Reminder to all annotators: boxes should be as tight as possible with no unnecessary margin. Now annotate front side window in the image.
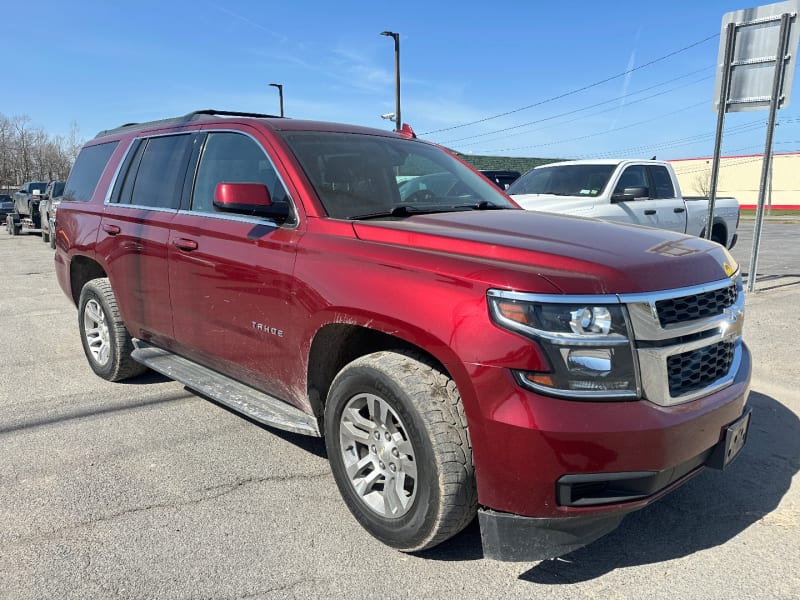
[280,132,515,219]
[613,166,649,198]
[63,141,119,202]
[129,135,192,209]
[191,132,291,217]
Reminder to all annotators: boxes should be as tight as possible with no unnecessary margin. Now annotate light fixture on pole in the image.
[380,31,400,131]
[269,83,284,117]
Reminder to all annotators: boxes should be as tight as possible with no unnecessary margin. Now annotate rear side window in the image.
[63,141,119,202]
[129,135,192,209]
[648,165,676,199]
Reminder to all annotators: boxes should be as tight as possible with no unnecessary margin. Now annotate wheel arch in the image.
[306,322,461,424]
[69,255,107,306]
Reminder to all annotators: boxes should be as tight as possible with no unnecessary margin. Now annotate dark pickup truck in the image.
[54,110,751,561]
[6,181,48,234]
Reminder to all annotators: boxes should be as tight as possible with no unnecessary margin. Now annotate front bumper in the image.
[479,404,752,561]
[468,343,751,561]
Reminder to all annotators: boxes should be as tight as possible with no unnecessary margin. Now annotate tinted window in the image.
[613,166,649,197]
[507,165,614,197]
[111,139,146,205]
[52,181,65,197]
[192,132,290,215]
[281,131,514,219]
[130,135,192,209]
[63,142,119,202]
[648,165,675,199]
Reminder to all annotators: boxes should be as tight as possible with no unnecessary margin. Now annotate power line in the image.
[578,116,800,159]
[439,67,712,146]
[470,101,708,154]
[420,33,720,136]
[443,70,713,147]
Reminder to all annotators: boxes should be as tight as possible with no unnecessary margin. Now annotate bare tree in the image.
[0,113,83,191]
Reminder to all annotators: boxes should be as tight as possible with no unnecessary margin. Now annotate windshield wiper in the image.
[349,205,454,220]
[451,200,511,210]
[350,201,512,220]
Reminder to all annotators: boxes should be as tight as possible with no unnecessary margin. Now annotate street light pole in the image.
[269,83,284,117]
[380,31,400,131]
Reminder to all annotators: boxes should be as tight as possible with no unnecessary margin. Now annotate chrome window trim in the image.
[174,208,280,229]
[103,128,299,227]
[103,132,192,207]
[190,128,298,220]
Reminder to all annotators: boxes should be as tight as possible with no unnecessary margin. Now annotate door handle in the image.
[674,207,686,213]
[102,223,121,235]
[173,238,199,251]
[644,209,656,215]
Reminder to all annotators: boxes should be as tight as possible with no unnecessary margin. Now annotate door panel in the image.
[168,130,302,402]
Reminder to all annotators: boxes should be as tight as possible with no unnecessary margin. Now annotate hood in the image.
[352,210,736,295]
[511,193,595,215]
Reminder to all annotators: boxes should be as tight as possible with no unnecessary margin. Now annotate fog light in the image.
[567,349,612,374]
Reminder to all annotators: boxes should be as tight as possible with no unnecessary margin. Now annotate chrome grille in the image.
[655,284,737,327]
[622,275,744,407]
[667,341,735,397]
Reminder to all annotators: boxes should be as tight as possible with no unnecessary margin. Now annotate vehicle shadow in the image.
[418,390,799,570]
[188,387,328,459]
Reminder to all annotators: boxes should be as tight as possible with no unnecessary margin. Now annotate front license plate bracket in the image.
[707,408,752,470]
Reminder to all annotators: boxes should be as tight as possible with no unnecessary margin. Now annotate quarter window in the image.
[63,141,119,202]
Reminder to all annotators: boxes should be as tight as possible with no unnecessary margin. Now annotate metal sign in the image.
[713,0,800,112]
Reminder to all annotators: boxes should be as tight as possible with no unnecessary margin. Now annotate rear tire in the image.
[324,351,476,552]
[78,278,147,381]
[40,209,50,243]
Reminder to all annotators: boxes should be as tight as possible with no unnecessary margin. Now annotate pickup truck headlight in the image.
[487,290,640,400]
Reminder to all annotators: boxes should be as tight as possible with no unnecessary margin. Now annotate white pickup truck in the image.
[507,159,740,248]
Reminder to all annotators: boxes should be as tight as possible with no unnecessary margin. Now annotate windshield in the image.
[280,131,516,219]
[507,164,615,197]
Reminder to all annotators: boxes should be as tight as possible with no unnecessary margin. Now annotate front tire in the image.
[78,278,147,381]
[324,351,476,552]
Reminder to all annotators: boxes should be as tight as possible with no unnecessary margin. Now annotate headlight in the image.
[487,290,640,400]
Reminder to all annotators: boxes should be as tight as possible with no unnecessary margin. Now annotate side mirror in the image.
[213,182,289,220]
[611,186,648,202]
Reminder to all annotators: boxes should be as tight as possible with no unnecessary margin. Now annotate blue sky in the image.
[6,0,799,160]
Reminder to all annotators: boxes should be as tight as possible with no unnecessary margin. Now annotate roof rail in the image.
[94,109,283,138]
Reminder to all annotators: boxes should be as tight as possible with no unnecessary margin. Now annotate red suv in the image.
[54,110,751,561]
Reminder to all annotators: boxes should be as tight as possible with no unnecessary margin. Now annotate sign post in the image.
[710,1,799,292]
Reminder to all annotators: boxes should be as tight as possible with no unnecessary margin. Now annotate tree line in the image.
[0,113,82,191]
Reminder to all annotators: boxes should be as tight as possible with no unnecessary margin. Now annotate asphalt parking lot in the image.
[0,220,798,600]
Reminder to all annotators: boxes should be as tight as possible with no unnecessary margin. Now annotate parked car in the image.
[7,181,48,235]
[479,169,521,190]
[55,110,751,562]
[508,160,740,248]
[39,180,65,247]
[0,194,14,221]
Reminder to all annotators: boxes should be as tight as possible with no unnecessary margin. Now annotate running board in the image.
[131,340,320,437]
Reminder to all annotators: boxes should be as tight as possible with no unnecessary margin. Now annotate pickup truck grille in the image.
[623,275,744,407]
[655,284,738,327]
